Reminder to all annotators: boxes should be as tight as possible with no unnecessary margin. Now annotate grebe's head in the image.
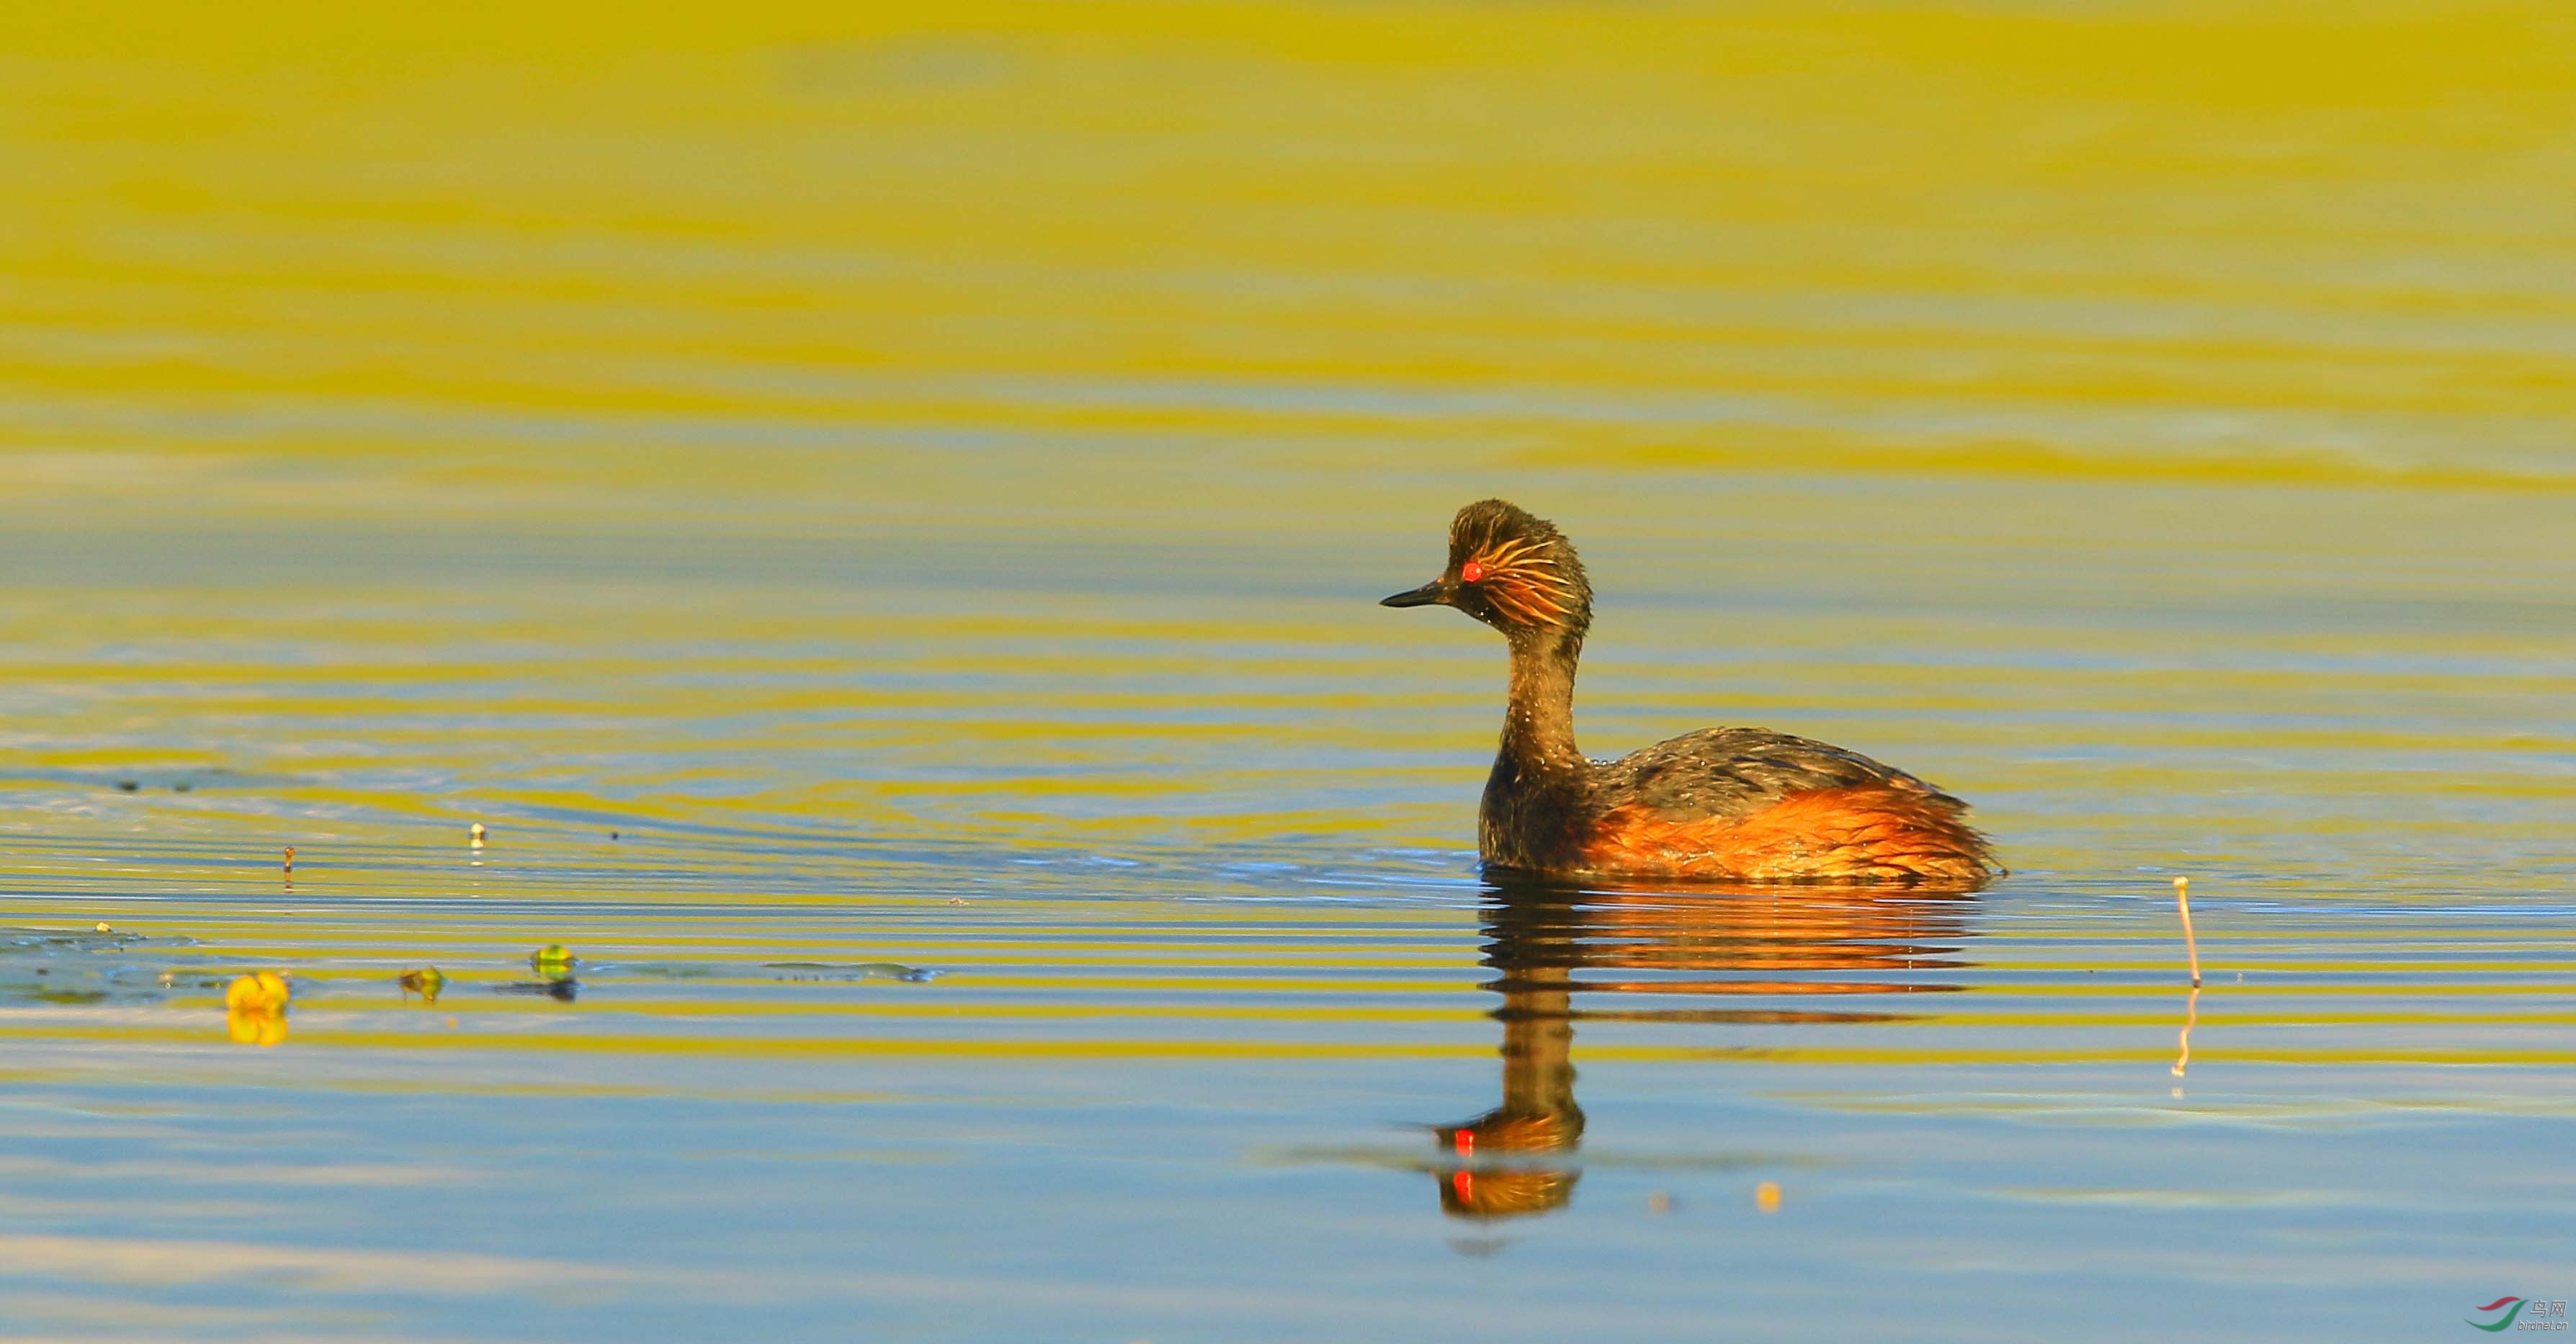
[1381,499,1592,643]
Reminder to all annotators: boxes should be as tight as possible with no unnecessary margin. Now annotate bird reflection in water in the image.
[1430,879,1981,1221]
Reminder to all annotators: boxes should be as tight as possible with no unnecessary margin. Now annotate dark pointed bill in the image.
[1380,581,1448,608]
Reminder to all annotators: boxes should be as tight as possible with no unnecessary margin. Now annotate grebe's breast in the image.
[1575,727,1995,883]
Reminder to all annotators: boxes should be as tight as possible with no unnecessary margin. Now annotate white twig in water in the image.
[2174,876,2201,988]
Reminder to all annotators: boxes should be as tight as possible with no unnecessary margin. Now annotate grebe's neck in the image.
[1499,630,1584,775]
[1480,630,1591,872]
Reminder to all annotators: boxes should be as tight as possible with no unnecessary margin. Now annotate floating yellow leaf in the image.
[224,971,290,1012]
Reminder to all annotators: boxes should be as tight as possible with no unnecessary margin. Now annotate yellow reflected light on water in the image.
[7,2,2575,516]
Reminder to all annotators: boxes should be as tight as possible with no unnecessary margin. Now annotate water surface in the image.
[4,3,2575,1339]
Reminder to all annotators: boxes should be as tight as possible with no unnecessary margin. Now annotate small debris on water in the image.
[609,830,620,841]
[94,922,112,934]
[1647,1191,1673,1214]
[1755,1181,1782,1214]
[173,781,192,792]
[399,967,447,1003]
[506,945,582,1000]
[115,779,138,792]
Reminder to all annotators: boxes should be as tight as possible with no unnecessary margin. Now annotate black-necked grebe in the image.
[1382,499,1995,883]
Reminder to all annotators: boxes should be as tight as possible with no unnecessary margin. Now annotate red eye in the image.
[1460,560,1486,583]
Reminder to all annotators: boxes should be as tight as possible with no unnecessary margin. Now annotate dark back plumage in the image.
[1597,727,1954,823]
